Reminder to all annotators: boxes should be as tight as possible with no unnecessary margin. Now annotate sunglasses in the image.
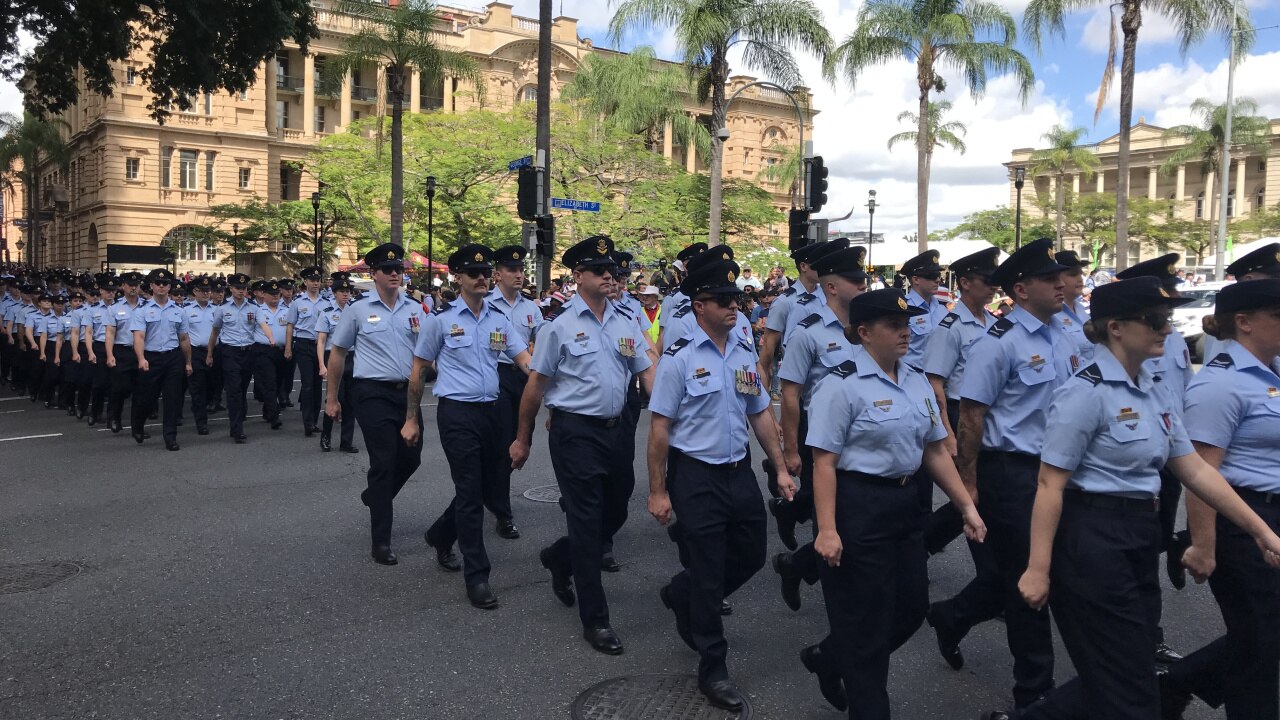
[1116,311,1172,331]
[152,280,171,286]
[463,268,493,279]
[584,264,618,277]
[696,293,743,308]
[914,273,942,282]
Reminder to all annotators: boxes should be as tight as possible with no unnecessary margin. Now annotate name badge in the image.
[1269,387,1279,399]
[617,337,636,357]
[692,368,711,386]
[489,331,507,351]
[873,399,894,412]
[368,314,382,324]
[449,324,464,337]
[1028,354,1046,371]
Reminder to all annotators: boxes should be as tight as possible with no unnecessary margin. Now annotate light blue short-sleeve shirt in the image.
[806,358,947,476]
[1042,345,1194,495]
[487,288,543,365]
[904,289,950,370]
[1143,329,1192,410]
[648,326,769,464]
[661,301,755,356]
[530,296,652,418]
[315,303,348,351]
[128,298,190,352]
[109,300,143,346]
[213,299,258,348]
[329,292,426,382]
[414,300,527,402]
[776,304,860,410]
[1184,340,1280,492]
[923,300,995,400]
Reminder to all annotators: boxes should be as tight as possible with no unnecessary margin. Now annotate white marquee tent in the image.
[842,238,1009,270]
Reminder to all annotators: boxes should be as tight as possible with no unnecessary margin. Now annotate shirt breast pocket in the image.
[444,334,474,350]
[568,337,600,357]
[1017,364,1057,386]
[909,318,931,335]
[1107,420,1152,443]
[819,348,853,368]
[859,402,906,424]
[359,320,388,336]
[686,374,723,397]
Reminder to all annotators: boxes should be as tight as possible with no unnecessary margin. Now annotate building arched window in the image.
[1195,191,1204,220]
[517,84,537,104]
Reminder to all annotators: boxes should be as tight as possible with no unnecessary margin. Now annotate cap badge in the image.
[1274,251,1280,263]
[620,260,629,269]
[474,252,483,262]
[721,252,729,260]
[897,296,908,310]
[728,271,737,282]
[1046,247,1054,261]
[1167,263,1177,275]
[595,238,608,255]
[1159,287,1170,297]
[386,250,395,259]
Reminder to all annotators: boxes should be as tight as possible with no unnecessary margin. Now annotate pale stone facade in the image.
[1007,120,1280,267]
[4,0,813,273]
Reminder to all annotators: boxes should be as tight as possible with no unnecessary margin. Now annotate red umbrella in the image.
[409,251,446,271]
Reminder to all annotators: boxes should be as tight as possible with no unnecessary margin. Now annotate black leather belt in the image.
[671,448,750,470]
[361,379,407,390]
[1064,489,1159,513]
[439,397,497,408]
[1237,487,1280,505]
[837,469,913,487]
[552,409,622,428]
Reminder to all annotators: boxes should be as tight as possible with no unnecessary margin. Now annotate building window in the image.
[1195,191,1204,220]
[283,240,297,253]
[276,56,289,79]
[239,167,252,189]
[125,157,140,181]
[1257,186,1266,211]
[204,93,212,115]
[160,148,172,188]
[352,110,361,121]
[166,227,218,262]
[179,149,198,190]
[205,152,215,191]
[238,89,248,101]
[126,67,139,85]
[517,85,537,103]
[314,106,326,133]
[276,100,289,129]
[1227,190,1235,218]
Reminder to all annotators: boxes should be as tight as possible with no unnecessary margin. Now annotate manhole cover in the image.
[0,561,82,595]
[523,485,562,503]
[571,674,752,719]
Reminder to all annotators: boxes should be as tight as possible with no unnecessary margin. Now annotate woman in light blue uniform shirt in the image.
[1004,278,1280,720]
[1165,278,1280,719]
[804,288,985,720]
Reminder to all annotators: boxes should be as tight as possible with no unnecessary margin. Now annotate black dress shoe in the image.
[601,552,621,572]
[466,582,499,610]
[132,430,145,444]
[772,551,802,611]
[977,712,1012,720]
[659,584,696,652]
[801,644,848,710]
[339,444,359,454]
[320,435,332,452]
[371,545,398,565]
[165,440,180,451]
[540,547,576,607]
[584,626,624,655]
[698,679,744,712]
[233,433,248,444]
[425,533,462,572]
[109,418,122,433]
[196,425,209,435]
[143,432,151,439]
[270,418,282,430]
[768,497,798,550]
[496,518,521,539]
[1155,642,1184,667]
[304,426,316,437]
[213,403,226,412]
[720,600,733,616]
[926,602,965,670]
[1167,530,1189,590]
[87,415,99,426]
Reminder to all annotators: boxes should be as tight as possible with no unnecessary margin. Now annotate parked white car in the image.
[1172,281,1233,361]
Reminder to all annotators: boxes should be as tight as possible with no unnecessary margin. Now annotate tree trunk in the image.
[707,49,728,247]
[389,66,405,245]
[1055,172,1064,251]
[1114,1,1142,271]
[916,86,929,253]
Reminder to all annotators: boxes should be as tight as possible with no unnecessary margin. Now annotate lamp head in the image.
[311,191,321,210]
[425,175,437,199]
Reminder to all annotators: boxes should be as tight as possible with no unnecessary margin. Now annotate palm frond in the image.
[1093,6,1117,125]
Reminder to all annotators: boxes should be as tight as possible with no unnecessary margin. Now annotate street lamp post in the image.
[311,192,322,269]
[866,190,878,268]
[15,239,25,266]
[1014,166,1026,250]
[424,176,436,282]
[232,222,239,275]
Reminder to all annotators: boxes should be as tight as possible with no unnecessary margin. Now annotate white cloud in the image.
[0,30,34,118]
[1079,7,1181,54]
[1090,50,1280,127]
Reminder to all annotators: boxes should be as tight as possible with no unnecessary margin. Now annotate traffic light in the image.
[804,156,828,213]
[534,214,555,258]
[517,166,540,221]
[789,208,810,252]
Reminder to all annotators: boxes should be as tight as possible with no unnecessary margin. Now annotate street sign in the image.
[550,198,600,212]
[13,219,29,228]
[508,155,533,171]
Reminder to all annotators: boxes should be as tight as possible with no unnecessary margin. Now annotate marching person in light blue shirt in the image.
[316,278,357,453]
[660,246,757,355]
[1002,277,1280,720]
[127,268,192,449]
[208,273,257,443]
[285,266,327,436]
[900,249,951,371]
[1054,250,1094,368]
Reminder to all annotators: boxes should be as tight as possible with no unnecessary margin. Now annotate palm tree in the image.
[562,46,712,162]
[759,142,805,206]
[321,0,483,245]
[827,0,1033,253]
[1024,0,1248,270]
[1158,97,1270,254]
[609,0,833,246]
[1028,124,1098,250]
[888,101,968,213]
[0,111,70,269]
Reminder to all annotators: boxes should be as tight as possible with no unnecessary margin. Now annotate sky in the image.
[3,0,1279,242]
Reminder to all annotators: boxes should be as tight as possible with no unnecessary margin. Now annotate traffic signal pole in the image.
[535,0,553,291]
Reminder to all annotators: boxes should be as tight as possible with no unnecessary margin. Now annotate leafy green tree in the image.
[759,142,805,206]
[1025,0,1249,270]
[1028,124,1098,250]
[827,0,1033,252]
[942,205,1054,252]
[1231,202,1280,242]
[887,101,967,213]
[609,0,832,246]
[3,0,318,122]
[0,111,70,268]
[1061,193,1167,264]
[1158,97,1271,250]
[561,46,711,163]
[320,0,484,246]
[196,198,345,272]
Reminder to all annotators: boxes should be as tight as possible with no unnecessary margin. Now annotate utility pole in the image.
[1214,0,1241,281]
[535,0,553,290]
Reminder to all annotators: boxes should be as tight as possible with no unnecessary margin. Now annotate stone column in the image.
[1236,158,1247,215]
[340,70,352,128]
[685,113,697,172]
[442,76,454,114]
[1148,166,1158,198]
[1072,173,1080,194]
[663,119,673,161]
[410,68,421,113]
[265,59,278,132]
[1096,171,1105,193]
[1175,164,1186,213]
[1205,170,1215,219]
[303,54,316,137]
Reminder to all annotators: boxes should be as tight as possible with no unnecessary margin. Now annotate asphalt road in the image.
[0,383,1230,719]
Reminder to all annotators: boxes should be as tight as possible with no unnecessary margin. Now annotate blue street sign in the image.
[550,198,601,212]
[508,155,533,171]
